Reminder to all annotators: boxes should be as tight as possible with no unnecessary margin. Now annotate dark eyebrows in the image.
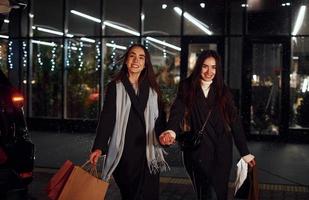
[129,51,145,57]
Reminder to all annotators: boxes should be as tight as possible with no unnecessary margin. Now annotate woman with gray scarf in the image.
[89,44,168,200]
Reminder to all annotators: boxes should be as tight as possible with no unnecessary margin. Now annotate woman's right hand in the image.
[89,149,102,166]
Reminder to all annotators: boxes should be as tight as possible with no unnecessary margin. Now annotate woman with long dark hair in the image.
[90,44,168,200]
[160,50,255,200]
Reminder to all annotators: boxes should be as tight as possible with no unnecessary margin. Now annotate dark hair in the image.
[113,44,161,96]
[185,50,235,125]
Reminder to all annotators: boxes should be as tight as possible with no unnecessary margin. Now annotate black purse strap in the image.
[199,109,212,134]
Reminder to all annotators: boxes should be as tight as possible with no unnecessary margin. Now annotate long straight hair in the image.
[185,50,235,125]
[113,44,161,97]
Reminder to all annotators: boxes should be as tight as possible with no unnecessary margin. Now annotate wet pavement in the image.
[26,131,309,200]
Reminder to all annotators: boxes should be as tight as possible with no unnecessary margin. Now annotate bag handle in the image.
[199,109,212,134]
[81,157,106,179]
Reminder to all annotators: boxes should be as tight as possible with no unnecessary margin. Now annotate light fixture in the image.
[200,3,205,8]
[80,37,95,43]
[106,43,127,50]
[70,10,101,23]
[0,34,9,39]
[29,13,34,18]
[4,19,9,23]
[162,4,167,9]
[292,6,306,36]
[103,21,140,36]
[146,37,181,51]
[37,27,64,36]
[174,7,212,35]
[32,40,57,47]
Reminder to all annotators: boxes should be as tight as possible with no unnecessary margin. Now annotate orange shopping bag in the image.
[46,160,74,200]
[58,161,109,200]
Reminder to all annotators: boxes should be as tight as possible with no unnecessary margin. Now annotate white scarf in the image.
[101,82,168,181]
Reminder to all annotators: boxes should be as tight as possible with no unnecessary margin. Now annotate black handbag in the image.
[177,110,212,151]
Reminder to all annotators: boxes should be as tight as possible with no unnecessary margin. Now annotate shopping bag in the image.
[46,160,74,200]
[58,161,109,200]
[234,164,259,200]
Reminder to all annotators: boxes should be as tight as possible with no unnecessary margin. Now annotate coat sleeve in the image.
[166,81,186,137]
[228,100,250,157]
[91,82,116,154]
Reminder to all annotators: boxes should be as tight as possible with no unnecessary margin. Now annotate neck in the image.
[128,73,140,84]
[200,79,212,88]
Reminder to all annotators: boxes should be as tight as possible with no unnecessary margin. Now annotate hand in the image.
[159,131,176,145]
[248,159,256,168]
[89,149,102,166]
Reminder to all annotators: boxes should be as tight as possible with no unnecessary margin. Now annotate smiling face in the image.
[125,46,146,77]
[200,56,216,81]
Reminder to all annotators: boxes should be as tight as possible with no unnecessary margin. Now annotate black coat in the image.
[92,76,166,200]
[167,79,250,200]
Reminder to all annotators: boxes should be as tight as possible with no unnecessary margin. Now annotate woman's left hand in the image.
[159,131,176,145]
[242,154,256,167]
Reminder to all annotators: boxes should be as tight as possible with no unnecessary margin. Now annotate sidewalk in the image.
[28,131,309,199]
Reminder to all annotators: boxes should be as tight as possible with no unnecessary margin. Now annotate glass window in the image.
[143,0,181,36]
[292,2,309,35]
[144,37,181,114]
[0,17,9,35]
[230,0,243,35]
[228,37,242,108]
[30,39,62,118]
[104,0,140,36]
[32,0,63,37]
[247,0,290,35]
[184,0,225,35]
[68,0,101,36]
[66,38,100,119]
[0,39,8,75]
[250,43,282,135]
[290,37,309,129]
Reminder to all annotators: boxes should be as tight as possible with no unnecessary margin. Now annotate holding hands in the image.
[159,130,176,145]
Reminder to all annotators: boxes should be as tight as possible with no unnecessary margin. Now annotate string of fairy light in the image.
[95,41,100,71]
[78,41,84,71]
[66,40,72,68]
[22,41,27,69]
[51,45,56,71]
[8,41,13,69]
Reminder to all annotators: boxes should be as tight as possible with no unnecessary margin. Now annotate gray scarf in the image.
[101,82,168,181]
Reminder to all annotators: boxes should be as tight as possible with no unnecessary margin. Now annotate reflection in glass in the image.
[66,39,100,119]
[251,44,282,135]
[292,4,308,35]
[187,43,217,76]
[0,40,8,75]
[145,37,180,115]
[290,37,309,129]
[31,39,62,118]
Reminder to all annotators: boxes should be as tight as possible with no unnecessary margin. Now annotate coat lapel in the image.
[121,76,148,126]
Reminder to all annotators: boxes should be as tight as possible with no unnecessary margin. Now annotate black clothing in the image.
[167,79,250,200]
[92,77,165,200]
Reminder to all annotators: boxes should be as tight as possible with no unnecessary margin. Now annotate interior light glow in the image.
[103,21,140,36]
[32,40,57,47]
[146,37,181,51]
[4,19,9,23]
[37,27,64,36]
[70,10,101,23]
[80,37,95,43]
[162,4,167,9]
[0,35,9,39]
[106,43,127,50]
[173,7,212,35]
[292,6,306,36]
[200,3,205,8]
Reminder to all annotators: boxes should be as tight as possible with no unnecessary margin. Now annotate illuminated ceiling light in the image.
[147,41,176,56]
[66,34,74,38]
[32,40,57,47]
[80,37,95,43]
[292,6,306,36]
[162,4,167,9]
[141,13,145,21]
[286,3,291,6]
[241,4,248,7]
[103,21,140,36]
[106,43,127,50]
[282,3,286,6]
[70,10,101,23]
[173,7,212,35]
[0,35,9,39]
[29,13,34,18]
[200,3,205,8]
[146,37,181,51]
[37,27,64,36]
[32,26,36,29]
[4,19,9,23]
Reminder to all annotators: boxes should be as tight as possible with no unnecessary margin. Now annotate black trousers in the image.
[183,153,218,200]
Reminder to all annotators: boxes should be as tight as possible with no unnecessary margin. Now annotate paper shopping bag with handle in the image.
[46,160,74,200]
[58,161,109,200]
